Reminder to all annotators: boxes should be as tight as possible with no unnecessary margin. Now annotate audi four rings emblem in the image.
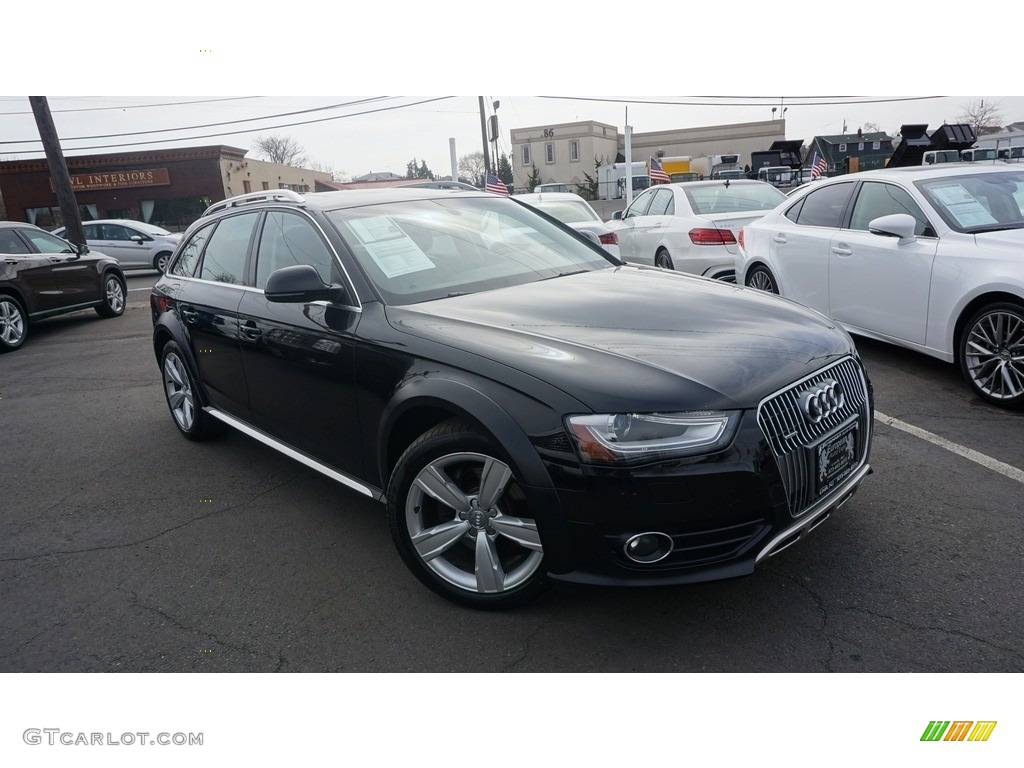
[799,379,845,423]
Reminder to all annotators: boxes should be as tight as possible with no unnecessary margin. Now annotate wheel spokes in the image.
[412,519,471,561]
[476,457,512,510]
[474,532,505,593]
[415,465,472,514]
[490,514,543,551]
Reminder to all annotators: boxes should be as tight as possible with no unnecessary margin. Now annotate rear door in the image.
[237,210,363,476]
[768,181,857,315]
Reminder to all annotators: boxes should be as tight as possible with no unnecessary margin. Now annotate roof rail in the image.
[203,189,305,217]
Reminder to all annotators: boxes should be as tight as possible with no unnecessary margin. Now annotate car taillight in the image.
[152,294,171,313]
[599,232,618,245]
[689,228,737,245]
[737,228,745,250]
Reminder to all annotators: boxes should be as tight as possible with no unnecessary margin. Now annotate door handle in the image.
[180,307,199,324]
[831,245,853,256]
[240,322,262,340]
[772,234,787,244]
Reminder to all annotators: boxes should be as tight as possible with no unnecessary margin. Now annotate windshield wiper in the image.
[968,224,1023,234]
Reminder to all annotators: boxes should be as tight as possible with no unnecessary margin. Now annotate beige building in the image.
[510,119,791,193]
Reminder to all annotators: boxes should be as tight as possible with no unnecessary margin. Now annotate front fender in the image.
[378,375,560,491]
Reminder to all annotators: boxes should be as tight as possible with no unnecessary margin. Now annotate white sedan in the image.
[737,163,1024,408]
[514,192,619,258]
[606,180,787,281]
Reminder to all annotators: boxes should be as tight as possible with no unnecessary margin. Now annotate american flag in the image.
[810,151,828,180]
[649,156,671,184]
[485,172,508,195]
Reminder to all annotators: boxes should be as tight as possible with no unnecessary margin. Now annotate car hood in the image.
[973,228,1024,249]
[385,266,855,412]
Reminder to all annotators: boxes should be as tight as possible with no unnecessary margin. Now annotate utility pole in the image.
[29,96,84,246]
[478,96,492,175]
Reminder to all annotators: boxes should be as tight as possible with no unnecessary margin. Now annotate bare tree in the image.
[307,160,348,182]
[458,152,486,186]
[252,134,308,167]
[957,99,1005,135]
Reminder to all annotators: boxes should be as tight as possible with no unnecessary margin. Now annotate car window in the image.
[0,229,31,254]
[684,184,786,215]
[623,190,655,219]
[199,213,259,285]
[171,222,215,277]
[794,182,855,228]
[646,188,674,216]
[82,224,99,239]
[19,228,75,254]
[849,182,931,236]
[255,211,335,289]
[102,224,133,240]
[531,200,598,224]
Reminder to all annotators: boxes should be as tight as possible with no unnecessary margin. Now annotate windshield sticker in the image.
[347,217,435,278]
[928,184,998,228]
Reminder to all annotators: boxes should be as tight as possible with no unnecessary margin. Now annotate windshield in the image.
[325,197,616,305]
[915,171,1024,233]
[685,183,787,214]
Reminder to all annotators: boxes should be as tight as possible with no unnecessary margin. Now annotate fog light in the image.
[623,532,674,564]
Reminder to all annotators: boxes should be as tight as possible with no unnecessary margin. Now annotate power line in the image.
[0,96,264,116]
[8,97,457,155]
[0,97,397,145]
[538,95,948,107]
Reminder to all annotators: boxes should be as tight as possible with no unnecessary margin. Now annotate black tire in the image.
[655,250,674,270]
[958,302,1024,409]
[745,265,779,294]
[0,295,28,352]
[159,340,221,440]
[95,272,126,318]
[154,252,172,274]
[387,419,549,609]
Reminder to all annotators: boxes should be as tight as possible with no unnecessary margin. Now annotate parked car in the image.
[0,222,126,352]
[737,164,1024,408]
[513,191,620,258]
[52,219,182,273]
[607,180,787,281]
[534,183,570,194]
[151,187,873,609]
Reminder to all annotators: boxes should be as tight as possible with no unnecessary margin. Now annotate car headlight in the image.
[566,411,739,465]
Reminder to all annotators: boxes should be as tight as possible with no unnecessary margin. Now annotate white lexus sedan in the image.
[607,180,787,281]
[737,164,1024,408]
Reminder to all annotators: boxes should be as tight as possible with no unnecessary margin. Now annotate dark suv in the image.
[0,221,126,352]
[151,188,873,609]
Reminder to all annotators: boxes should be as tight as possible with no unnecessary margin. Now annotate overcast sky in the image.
[3,94,1021,182]
[3,5,1020,181]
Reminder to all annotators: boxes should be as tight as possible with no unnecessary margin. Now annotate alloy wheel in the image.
[0,298,26,347]
[747,267,778,294]
[163,351,196,430]
[106,277,125,313]
[964,308,1024,402]
[405,452,543,595]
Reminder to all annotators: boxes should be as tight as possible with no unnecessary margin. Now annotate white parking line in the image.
[127,287,152,292]
[874,410,1024,486]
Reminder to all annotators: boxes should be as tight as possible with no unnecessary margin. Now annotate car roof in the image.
[834,163,1023,181]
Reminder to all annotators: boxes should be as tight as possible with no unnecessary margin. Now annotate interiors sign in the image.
[54,168,171,192]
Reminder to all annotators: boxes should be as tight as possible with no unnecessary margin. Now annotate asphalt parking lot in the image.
[1,271,1022,673]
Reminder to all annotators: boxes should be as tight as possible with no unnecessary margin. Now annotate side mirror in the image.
[75,243,90,256]
[131,235,145,243]
[265,264,345,303]
[868,213,917,245]
[612,210,623,220]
